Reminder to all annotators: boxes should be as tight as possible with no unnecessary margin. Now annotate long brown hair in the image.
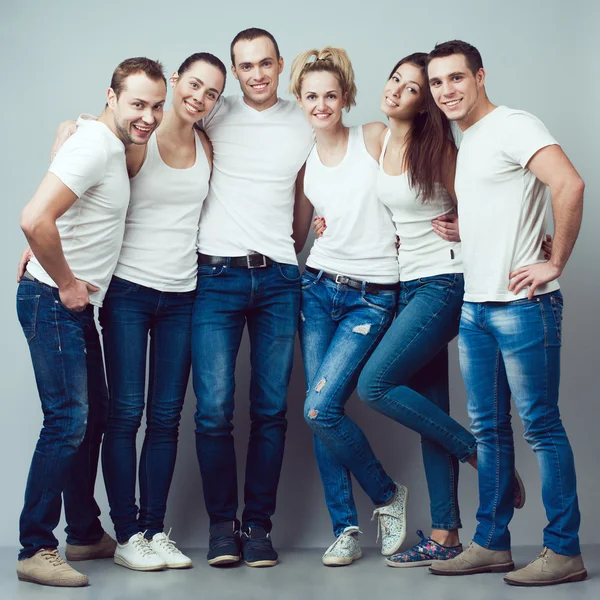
[388,52,455,202]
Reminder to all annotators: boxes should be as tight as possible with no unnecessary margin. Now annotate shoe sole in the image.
[381,485,409,556]
[165,562,193,569]
[504,569,588,587]
[323,552,362,567]
[386,558,432,568]
[514,470,526,509]
[17,573,88,587]
[429,561,515,575]
[244,559,278,568]
[207,555,240,566]
[114,556,166,571]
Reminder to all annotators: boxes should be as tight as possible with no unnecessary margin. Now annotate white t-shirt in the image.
[28,119,129,306]
[455,106,559,302]
[305,126,398,284]
[197,95,314,265]
[114,131,210,292]
[377,129,462,282]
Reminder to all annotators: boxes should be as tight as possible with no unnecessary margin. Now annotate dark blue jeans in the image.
[192,259,301,532]
[16,278,107,560]
[299,270,397,536]
[358,274,476,531]
[460,292,581,555]
[100,276,195,543]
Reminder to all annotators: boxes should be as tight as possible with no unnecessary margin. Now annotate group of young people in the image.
[14,27,586,590]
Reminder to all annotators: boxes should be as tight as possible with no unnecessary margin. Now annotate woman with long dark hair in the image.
[355,53,524,568]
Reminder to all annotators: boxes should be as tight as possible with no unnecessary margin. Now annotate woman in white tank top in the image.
[98,54,226,571]
[290,48,407,567]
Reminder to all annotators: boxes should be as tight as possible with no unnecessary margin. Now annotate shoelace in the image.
[371,505,396,543]
[41,549,66,567]
[242,531,272,551]
[132,532,156,557]
[325,527,361,554]
[154,529,182,555]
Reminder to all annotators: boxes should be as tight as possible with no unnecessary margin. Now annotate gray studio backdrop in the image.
[1,0,598,551]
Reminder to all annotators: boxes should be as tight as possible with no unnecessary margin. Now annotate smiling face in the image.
[380,61,425,122]
[427,53,486,129]
[171,60,225,124]
[108,72,166,145]
[231,36,283,111]
[297,70,346,131]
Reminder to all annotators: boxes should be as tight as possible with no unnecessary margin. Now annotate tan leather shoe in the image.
[66,531,117,561]
[504,547,587,586]
[17,549,89,587]
[429,541,514,575]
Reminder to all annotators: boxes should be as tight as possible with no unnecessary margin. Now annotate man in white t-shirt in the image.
[425,40,586,587]
[16,58,166,587]
[192,28,313,568]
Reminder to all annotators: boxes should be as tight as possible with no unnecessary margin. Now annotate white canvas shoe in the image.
[114,532,166,571]
[149,530,192,569]
[322,527,362,567]
[371,483,408,555]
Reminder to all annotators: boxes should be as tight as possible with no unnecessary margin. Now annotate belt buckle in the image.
[335,274,349,285]
[246,253,267,269]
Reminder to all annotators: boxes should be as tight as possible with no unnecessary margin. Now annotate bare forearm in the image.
[549,180,584,272]
[22,219,75,287]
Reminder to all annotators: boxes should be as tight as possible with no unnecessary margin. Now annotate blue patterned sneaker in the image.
[322,527,362,567]
[371,483,408,556]
[385,530,463,568]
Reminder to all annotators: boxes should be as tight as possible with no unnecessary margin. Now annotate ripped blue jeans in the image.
[299,269,397,536]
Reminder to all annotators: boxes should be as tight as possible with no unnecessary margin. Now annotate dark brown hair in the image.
[389,52,456,202]
[230,27,280,65]
[110,57,166,98]
[177,52,227,92]
[427,40,483,75]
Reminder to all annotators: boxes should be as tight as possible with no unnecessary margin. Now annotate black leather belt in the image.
[198,252,274,269]
[305,266,398,294]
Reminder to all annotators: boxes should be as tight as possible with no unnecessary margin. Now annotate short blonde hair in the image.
[288,47,357,111]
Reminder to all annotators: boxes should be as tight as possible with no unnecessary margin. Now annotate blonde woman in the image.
[291,48,407,566]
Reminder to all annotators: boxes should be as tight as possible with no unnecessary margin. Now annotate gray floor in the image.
[2,545,597,600]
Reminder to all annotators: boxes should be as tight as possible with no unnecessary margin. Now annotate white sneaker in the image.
[322,526,362,567]
[149,530,192,569]
[371,483,408,555]
[114,532,166,571]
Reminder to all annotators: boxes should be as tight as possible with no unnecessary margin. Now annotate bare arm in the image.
[197,129,214,172]
[509,144,584,298]
[432,146,461,242]
[20,174,98,309]
[362,122,387,162]
[292,164,314,254]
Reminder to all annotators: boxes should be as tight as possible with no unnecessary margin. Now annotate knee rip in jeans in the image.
[307,409,319,419]
[314,378,326,393]
[352,323,371,335]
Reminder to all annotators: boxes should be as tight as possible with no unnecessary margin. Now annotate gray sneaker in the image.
[322,527,362,567]
[429,541,514,575]
[504,547,587,586]
[371,483,408,556]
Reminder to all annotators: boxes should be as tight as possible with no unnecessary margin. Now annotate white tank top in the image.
[304,125,398,284]
[114,131,210,292]
[377,129,463,282]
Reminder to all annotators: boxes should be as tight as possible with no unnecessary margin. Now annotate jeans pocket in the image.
[278,263,302,283]
[549,293,563,345]
[361,290,397,314]
[17,294,41,341]
[108,276,140,296]
[197,264,225,278]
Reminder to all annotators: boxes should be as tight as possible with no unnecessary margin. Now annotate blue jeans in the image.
[358,274,476,531]
[299,270,397,536]
[16,278,108,559]
[192,259,301,532]
[459,291,581,555]
[100,276,195,543]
